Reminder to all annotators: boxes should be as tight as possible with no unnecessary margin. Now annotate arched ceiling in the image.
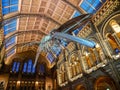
[1,0,106,64]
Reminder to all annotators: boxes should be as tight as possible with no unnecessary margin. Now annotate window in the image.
[16,62,20,72]
[40,64,45,73]
[80,0,104,13]
[4,19,17,35]
[6,47,15,57]
[32,66,35,73]
[23,59,36,73]
[12,61,20,72]
[12,62,17,72]
[51,45,61,56]
[5,36,16,48]
[46,53,55,63]
[72,11,81,18]
[27,59,32,73]
[23,63,27,73]
[60,40,68,47]
[2,0,18,15]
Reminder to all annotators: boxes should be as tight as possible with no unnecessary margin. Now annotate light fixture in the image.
[17,81,20,84]
[36,81,38,85]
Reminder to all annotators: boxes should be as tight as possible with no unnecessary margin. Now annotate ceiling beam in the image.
[6,41,40,53]
[3,12,61,26]
[5,30,46,40]
[61,0,87,14]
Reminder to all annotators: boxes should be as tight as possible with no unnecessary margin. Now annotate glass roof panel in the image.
[5,36,16,48]
[6,47,15,57]
[72,11,81,18]
[4,19,17,35]
[40,64,45,73]
[51,45,61,57]
[46,52,55,63]
[80,0,104,13]
[2,0,18,15]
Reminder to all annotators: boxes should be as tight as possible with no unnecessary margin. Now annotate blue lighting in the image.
[23,63,27,73]
[80,0,104,13]
[51,45,61,56]
[27,59,32,73]
[23,59,36,73]
[12,62,17,72]
[115,48,120,54]
[40,64,45,73]
[16,62,20,72]
[73,11,81,18]
[60,40,68,47]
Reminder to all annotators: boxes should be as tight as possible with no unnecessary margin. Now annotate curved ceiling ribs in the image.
[61,0,86,14]
[5,29,47,40]
[3,0,86,61]
[6,41,39,53]
[3,12,62,26]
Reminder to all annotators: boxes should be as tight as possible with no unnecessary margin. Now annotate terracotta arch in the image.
[94,76,116,90]
[75,84,86,90]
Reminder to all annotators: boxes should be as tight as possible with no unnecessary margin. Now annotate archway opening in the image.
[94,76,116,90]
[75,84,86,90]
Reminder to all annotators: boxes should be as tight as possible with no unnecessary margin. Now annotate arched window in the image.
[12,61,20,73]
[46,52,55,63]
[16,62,20,72]
[51,45,61,57]
[32,65,35,73]
[39,64,45,74]
[12,62,16,72]
[23,62,27,73]
[27,59,32,73]
[22,59,36,74]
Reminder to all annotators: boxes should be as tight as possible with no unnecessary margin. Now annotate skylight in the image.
[4,19,17,35]
[2,0,18,15]
[80,0,103,13]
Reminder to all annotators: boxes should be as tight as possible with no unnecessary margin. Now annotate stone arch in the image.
[101,12,120,55]
[100,11,120,39]
[94,76,116,90]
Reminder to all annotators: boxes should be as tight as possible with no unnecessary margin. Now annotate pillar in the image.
[81,56,89,71]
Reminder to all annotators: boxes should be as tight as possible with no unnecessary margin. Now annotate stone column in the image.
[96,33,112,58]
[93,48,101,64]
[81,56,89,71]
[56,69,61,86]
[65,62,71,80]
